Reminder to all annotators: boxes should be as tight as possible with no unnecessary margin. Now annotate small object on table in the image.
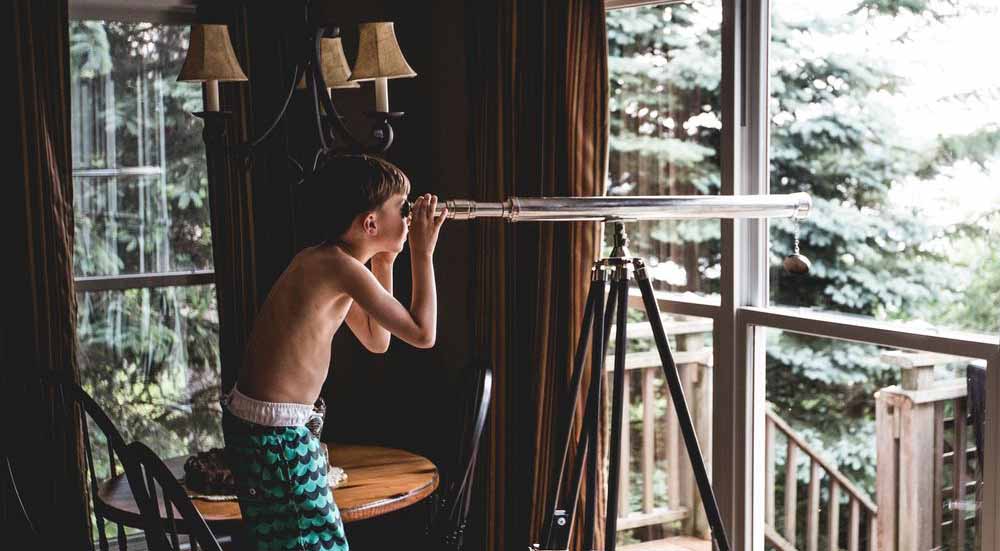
[320,443,349,487]
[183,448,236,497]
[183,446,347,502]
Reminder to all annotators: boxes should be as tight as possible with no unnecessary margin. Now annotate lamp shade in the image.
[297,37,359,90]
[178,24,248,82]
[348,22,416,82]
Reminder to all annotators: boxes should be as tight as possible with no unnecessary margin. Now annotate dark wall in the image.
[221,0,473,455]
[318,2,478,545]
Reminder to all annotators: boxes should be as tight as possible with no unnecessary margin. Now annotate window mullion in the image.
[718,0,770,549]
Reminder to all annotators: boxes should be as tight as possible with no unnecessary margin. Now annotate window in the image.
[70,20,222,479]
[763,2,1000,549]
[606,0,999,550]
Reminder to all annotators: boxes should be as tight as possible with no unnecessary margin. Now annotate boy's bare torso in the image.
[235,192,444,406]
[238,246,353,406]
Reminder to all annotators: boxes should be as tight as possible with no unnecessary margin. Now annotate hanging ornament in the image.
[783,218,811,274]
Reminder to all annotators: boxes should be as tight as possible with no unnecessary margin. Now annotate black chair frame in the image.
[426,364,493,551]
[126,441,223,551]
[43,371,136,551]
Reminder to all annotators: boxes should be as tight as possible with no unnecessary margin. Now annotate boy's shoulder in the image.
[294,245,367,281]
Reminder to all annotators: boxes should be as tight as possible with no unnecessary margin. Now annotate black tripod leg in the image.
[633,259,731,551]
[561,276,606,549]
[583,272,617,551]
[604,268,630,551]
[540,274,602,549]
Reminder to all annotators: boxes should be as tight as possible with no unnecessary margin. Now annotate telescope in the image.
[407,191,814,551]
[423,192,811,222]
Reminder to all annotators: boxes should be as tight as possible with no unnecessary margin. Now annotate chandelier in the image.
[177,8,416,180]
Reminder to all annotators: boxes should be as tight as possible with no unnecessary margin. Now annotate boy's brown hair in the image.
[297,154,410,246]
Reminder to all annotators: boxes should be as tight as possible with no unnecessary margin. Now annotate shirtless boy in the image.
[221,155,446,551]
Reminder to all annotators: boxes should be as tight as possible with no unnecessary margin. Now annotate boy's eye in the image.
[400,201,412,218]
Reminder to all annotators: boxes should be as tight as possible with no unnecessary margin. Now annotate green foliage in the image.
[607,2,723,294]
[928,214,1000,333]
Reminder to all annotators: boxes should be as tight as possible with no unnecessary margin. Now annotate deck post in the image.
[875,351,942,551]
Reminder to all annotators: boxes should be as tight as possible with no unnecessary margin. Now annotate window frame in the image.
[605,1,1000,549]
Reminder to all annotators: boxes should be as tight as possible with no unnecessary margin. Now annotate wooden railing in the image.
[607,296,983,551]
[607,298,714,539]
[765,408,878,551]
[875,351,981,551]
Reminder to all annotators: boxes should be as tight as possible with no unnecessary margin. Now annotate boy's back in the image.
[238,245,358,406]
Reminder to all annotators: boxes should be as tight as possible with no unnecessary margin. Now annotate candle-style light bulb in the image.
[348,22,416,113]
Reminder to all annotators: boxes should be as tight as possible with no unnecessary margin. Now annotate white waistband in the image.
[225,387,317,427]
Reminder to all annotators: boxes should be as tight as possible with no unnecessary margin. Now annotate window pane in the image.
[768,0,1000,337]
[764,329,984,551]
[74,173,214,276]
[607,1,722,297]
[608,306,715,546]
[71,21,211,277]
[77,285,222,479]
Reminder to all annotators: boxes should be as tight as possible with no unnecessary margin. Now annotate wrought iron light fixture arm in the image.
[233,27,399,178]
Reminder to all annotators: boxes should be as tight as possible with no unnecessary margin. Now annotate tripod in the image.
[535,223,730,551]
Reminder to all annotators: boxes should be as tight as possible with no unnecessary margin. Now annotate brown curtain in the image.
[3,0,89,545]
[469,0,609,549]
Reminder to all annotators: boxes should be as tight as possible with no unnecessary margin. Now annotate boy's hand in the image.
[408,194,447,257]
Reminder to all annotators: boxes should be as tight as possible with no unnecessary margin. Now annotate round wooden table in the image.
[98,443,438,531]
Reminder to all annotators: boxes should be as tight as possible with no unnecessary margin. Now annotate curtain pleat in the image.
[469,0,608,549]
[4,0,89,545]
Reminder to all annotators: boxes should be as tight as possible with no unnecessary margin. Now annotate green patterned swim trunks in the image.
[223,389,349,551]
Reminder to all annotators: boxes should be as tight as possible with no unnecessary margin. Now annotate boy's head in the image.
[297,154,411,251]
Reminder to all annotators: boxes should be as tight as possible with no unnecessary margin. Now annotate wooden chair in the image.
[126,441,223,551]
[42,371,136,551]
[425,364,493,551]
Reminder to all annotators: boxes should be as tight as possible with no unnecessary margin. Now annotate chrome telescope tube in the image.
[426,192,811,222]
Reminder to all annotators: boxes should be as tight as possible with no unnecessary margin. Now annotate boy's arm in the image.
[344,255,394,353]
[342,194,445,350]
[339,258,436,349]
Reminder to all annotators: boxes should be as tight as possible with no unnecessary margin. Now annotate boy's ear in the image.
[363,213,377,235]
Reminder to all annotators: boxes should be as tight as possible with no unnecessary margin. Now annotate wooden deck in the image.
[619,536,711,551]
